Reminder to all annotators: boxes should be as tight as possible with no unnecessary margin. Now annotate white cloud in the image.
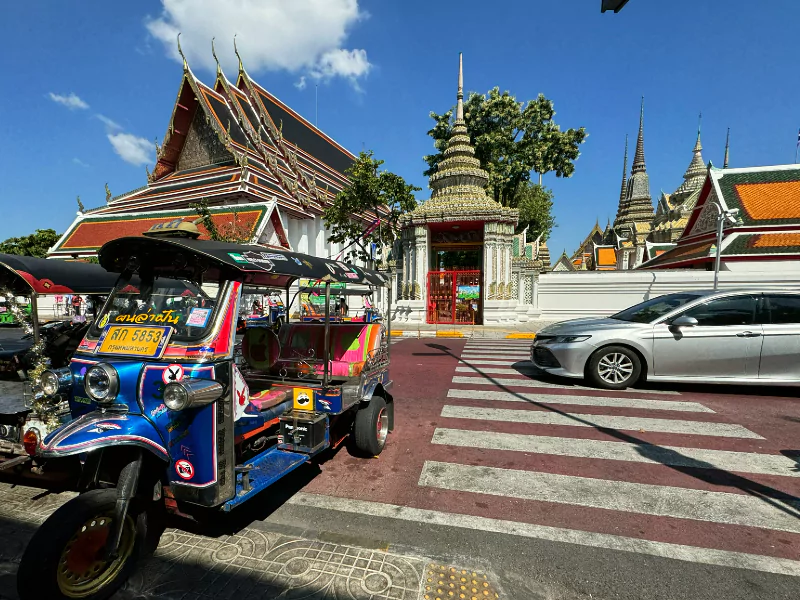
[108,132,153,166]
[145,0,371,87]
[72,157,91,168]
[48,92,89,110]
[96,114,123,131]
[295,76,308,91]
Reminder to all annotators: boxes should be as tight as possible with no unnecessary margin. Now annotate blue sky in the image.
[1,0,799,257]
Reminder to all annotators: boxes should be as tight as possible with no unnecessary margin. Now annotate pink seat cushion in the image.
[250,389,289,411]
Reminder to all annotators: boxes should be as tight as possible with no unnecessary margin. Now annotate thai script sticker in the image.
[175,459,194,480]
[162,364,184,384]
[186,308,211,327]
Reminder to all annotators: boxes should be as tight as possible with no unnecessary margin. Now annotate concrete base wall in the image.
[537,269,800,321]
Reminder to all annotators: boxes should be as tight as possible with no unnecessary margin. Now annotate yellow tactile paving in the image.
[423,563,501,600]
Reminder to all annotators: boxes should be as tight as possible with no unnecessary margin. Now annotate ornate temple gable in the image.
[570,221,605,262]
[552,251,576,272]
[176,108,234,171]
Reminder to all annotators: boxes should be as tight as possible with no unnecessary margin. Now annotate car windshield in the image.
[90,277,222,341]
[610,293,702,324]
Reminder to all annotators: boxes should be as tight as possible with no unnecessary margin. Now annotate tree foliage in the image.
[0,229,61,258]
[190,200,252,243]
[424,88,586,206]
[510,182,556,241]
[323,151,420,264]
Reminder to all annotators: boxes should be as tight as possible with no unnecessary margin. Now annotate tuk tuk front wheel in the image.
[353,396,389,456]
[17,488,148,600]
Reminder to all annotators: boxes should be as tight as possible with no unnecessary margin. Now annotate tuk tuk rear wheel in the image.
[16,488,148,600]
[353,396,389,456]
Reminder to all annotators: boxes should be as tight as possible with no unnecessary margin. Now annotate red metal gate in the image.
[426,270,481,325]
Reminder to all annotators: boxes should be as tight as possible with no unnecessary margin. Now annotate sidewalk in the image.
[388,320,555,339]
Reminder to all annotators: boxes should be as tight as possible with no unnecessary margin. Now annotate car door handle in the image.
[736,331,762,337]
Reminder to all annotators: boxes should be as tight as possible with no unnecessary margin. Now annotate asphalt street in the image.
[0,336,798,599]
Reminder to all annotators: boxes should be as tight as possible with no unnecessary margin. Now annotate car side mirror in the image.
[671,315,698,328]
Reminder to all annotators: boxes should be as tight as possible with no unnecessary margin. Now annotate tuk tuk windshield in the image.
[90,277,222,341]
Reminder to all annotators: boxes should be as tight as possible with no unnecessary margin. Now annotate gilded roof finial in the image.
[723,127,730,168]
[76,195,85,213]
[145,164,151,181]
[177,33,188,71]
[154,137,162,159]
[456,52,464,122]
[234,34,243,73]
[211,37,221,76]
[104,183,111,203]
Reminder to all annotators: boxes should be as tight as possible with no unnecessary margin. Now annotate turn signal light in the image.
[23,428,41,456]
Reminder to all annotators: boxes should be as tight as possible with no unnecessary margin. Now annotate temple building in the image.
[394,54,519,325]
[642,164,800,271]
[49,39,370,265]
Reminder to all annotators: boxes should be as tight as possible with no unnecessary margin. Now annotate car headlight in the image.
[40,368,72,397]
[163,379,223,411]
[555,335,591,343]
[84,363,119,403]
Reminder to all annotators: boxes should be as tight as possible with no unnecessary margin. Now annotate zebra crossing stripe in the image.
[287,492,800,577]
[431,428,799,477]
[446,388,713,412]
[440,405,763,439]
[451,375,681,395]
[418,461,800,533]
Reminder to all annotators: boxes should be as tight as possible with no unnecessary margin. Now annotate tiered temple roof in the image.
[642,164,800,269]
[402,54,516,226]
[51,38,365,258]
[612,98,654,243]
[650,118,707,243]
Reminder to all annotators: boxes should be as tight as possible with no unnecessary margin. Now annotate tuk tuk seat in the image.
[242,323,382,378]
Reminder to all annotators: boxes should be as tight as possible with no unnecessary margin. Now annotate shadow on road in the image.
[422,342,800,523]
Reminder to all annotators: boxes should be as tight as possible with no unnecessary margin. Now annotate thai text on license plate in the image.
[96,325,172,358]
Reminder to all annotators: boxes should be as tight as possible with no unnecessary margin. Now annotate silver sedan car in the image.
[531,289,800,390]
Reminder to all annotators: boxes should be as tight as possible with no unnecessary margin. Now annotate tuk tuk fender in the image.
[38,410,169,461]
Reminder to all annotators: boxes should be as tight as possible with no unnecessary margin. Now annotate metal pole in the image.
[387,277,392,361]
[323,282,330,388]
[30,294,40,345]
[713,204,723,291]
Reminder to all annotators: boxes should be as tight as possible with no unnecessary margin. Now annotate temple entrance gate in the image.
[426,270,482,324]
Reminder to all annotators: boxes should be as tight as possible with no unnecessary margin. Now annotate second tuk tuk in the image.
[15,227,394,600]
[0,253,122,472]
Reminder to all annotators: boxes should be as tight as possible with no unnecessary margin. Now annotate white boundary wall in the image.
[537,269,800,321]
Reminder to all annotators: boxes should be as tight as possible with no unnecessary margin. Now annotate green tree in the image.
[323,151,420,264]
[189,200,252,243]
[0,229,61,258]
[511,182,556,240]
[424,88,587,205]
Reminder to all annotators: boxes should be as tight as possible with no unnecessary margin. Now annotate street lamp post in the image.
[712,204,740,291]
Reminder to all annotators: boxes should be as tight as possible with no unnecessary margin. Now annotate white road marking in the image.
[446,388,712,412]
[458,365,557,376]
[418,461,800,533]
[460,354,531,361]
[288,492,800,577]
[451,375,680,395]
[431,428,799,477]
[459,358,529,366]
[440,405,763,439]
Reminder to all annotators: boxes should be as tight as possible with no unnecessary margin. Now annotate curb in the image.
[505,333,536,339]
[435,331,464,338]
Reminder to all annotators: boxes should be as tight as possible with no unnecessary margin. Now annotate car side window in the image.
[764,294,800,324]
[679,295,757,326]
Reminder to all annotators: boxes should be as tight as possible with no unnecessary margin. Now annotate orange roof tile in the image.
[735,180,800,221]
[751,232,800,248]
[597,247,616,266]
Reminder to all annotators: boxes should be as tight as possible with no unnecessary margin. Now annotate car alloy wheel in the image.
[597,352,634,385]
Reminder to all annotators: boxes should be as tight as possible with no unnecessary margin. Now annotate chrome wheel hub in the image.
[597,353,634,385]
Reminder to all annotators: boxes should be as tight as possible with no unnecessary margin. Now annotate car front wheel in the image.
[586,345,641,390]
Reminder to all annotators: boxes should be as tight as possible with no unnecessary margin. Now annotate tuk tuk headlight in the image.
[164,379,224,411]
[84,363,119,403]
[41,368,72,397]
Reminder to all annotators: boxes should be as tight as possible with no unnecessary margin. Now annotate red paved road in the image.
[300,338,800,566]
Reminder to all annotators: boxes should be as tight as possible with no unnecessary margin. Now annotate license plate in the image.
[96,325,172,359]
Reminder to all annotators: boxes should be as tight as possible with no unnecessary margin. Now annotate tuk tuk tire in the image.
[16,488,149,600]
[353,395,388,457]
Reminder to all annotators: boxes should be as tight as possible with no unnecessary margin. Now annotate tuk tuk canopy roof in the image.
[98,237,388,288]
[0,253,123,296]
